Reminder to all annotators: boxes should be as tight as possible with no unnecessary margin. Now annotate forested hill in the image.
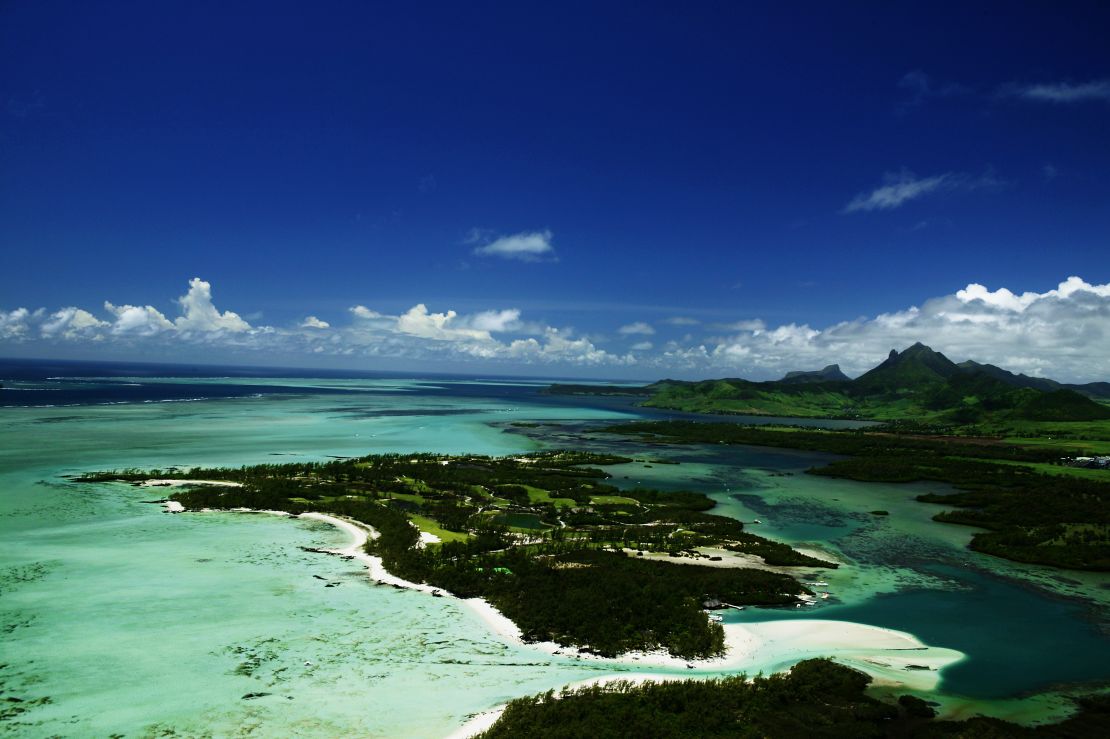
[547,343,1110,423]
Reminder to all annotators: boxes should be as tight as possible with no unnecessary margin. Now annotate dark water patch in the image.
[0,379,365,408]
[314,407,482,419]
[742,565,1110,698]
[32,415,90,424]
[732,493,863,530]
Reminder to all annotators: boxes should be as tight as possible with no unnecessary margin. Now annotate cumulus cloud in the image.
[41,308,108,339]
[843,169,1001,213]
[104,302,175,337]
[301,316,330,329]
[460,308,522,333]
[350,305,383,320]
[618,321,655,336]
[396,304,494,342]
[696,276,1110,382]
[175,278,251,333]
[5,275,1110,381]
[471,229,556,261]
[0,308,35,340]
[1008,79,1110,103]
[508,328,620,366]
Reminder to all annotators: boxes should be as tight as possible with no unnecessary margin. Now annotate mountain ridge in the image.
[550,343,1110,423]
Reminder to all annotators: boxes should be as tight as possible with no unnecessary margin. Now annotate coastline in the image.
[291,508,964,680]
[160,496,965,737]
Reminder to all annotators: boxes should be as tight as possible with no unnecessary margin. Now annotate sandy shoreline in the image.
[620,545,843,574]
[299,512,443,595]
[291,512,963,681]
[158,498,965,737]
[140,478,243,488]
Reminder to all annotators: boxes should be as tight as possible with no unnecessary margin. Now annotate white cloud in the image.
[0,308,34,340]
[844,171,953,212]
[350,305,383,320]
[104,302,174,337]
[663,316,700,326]
[460,308,522,333]
[41,308,108,339]
[471,230,556,261]
[301,316,330,329]
[1010,79,1110,103]
[174,278,251,333]
[715,319,765,332]
[6,275,1110,382]
[843,169,1001,213]
[395,304,494,342]
[618,321,655,335]
[509,328,622,366]
[699,276,1110,382]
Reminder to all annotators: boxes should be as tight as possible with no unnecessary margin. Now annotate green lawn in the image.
[408,513,470,543]
[589,495,641,505]
[523,485,577,508]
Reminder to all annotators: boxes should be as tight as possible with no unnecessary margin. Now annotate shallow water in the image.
[1,368,1108,735]
[581,434,1110,701]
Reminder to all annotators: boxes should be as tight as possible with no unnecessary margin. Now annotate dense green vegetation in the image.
[478,659,1110,738]
[607,421,1110,570]
[553,343,1110,424]
[78,451,818,659]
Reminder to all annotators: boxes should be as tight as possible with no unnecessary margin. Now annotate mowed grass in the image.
[589,495,641,505]
[522,485,577,508]
[409,514,470,543]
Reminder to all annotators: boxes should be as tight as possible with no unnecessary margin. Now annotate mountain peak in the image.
[780,363,850,384]
[902,342,937,356]
[856,343,959,390]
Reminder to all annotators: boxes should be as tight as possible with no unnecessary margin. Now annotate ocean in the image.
[1,359,1106,736]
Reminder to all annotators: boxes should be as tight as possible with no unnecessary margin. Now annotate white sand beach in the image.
[140,479,243,488]
[198,509,963,737]
[620,546,843,574]
[299,511,443,595]
[295,511,963,686]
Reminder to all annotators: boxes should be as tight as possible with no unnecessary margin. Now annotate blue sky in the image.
[2,1,1109,380]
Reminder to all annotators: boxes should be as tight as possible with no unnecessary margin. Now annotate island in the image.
[79,451,835,660]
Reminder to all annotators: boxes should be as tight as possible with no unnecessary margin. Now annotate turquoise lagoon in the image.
[1,370,1108,735]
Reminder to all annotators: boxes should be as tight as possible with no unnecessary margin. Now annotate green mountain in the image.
[570,343,1110,424]
[779,364,851,384]
[853,342,960,394]
[958,359,1110,400]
